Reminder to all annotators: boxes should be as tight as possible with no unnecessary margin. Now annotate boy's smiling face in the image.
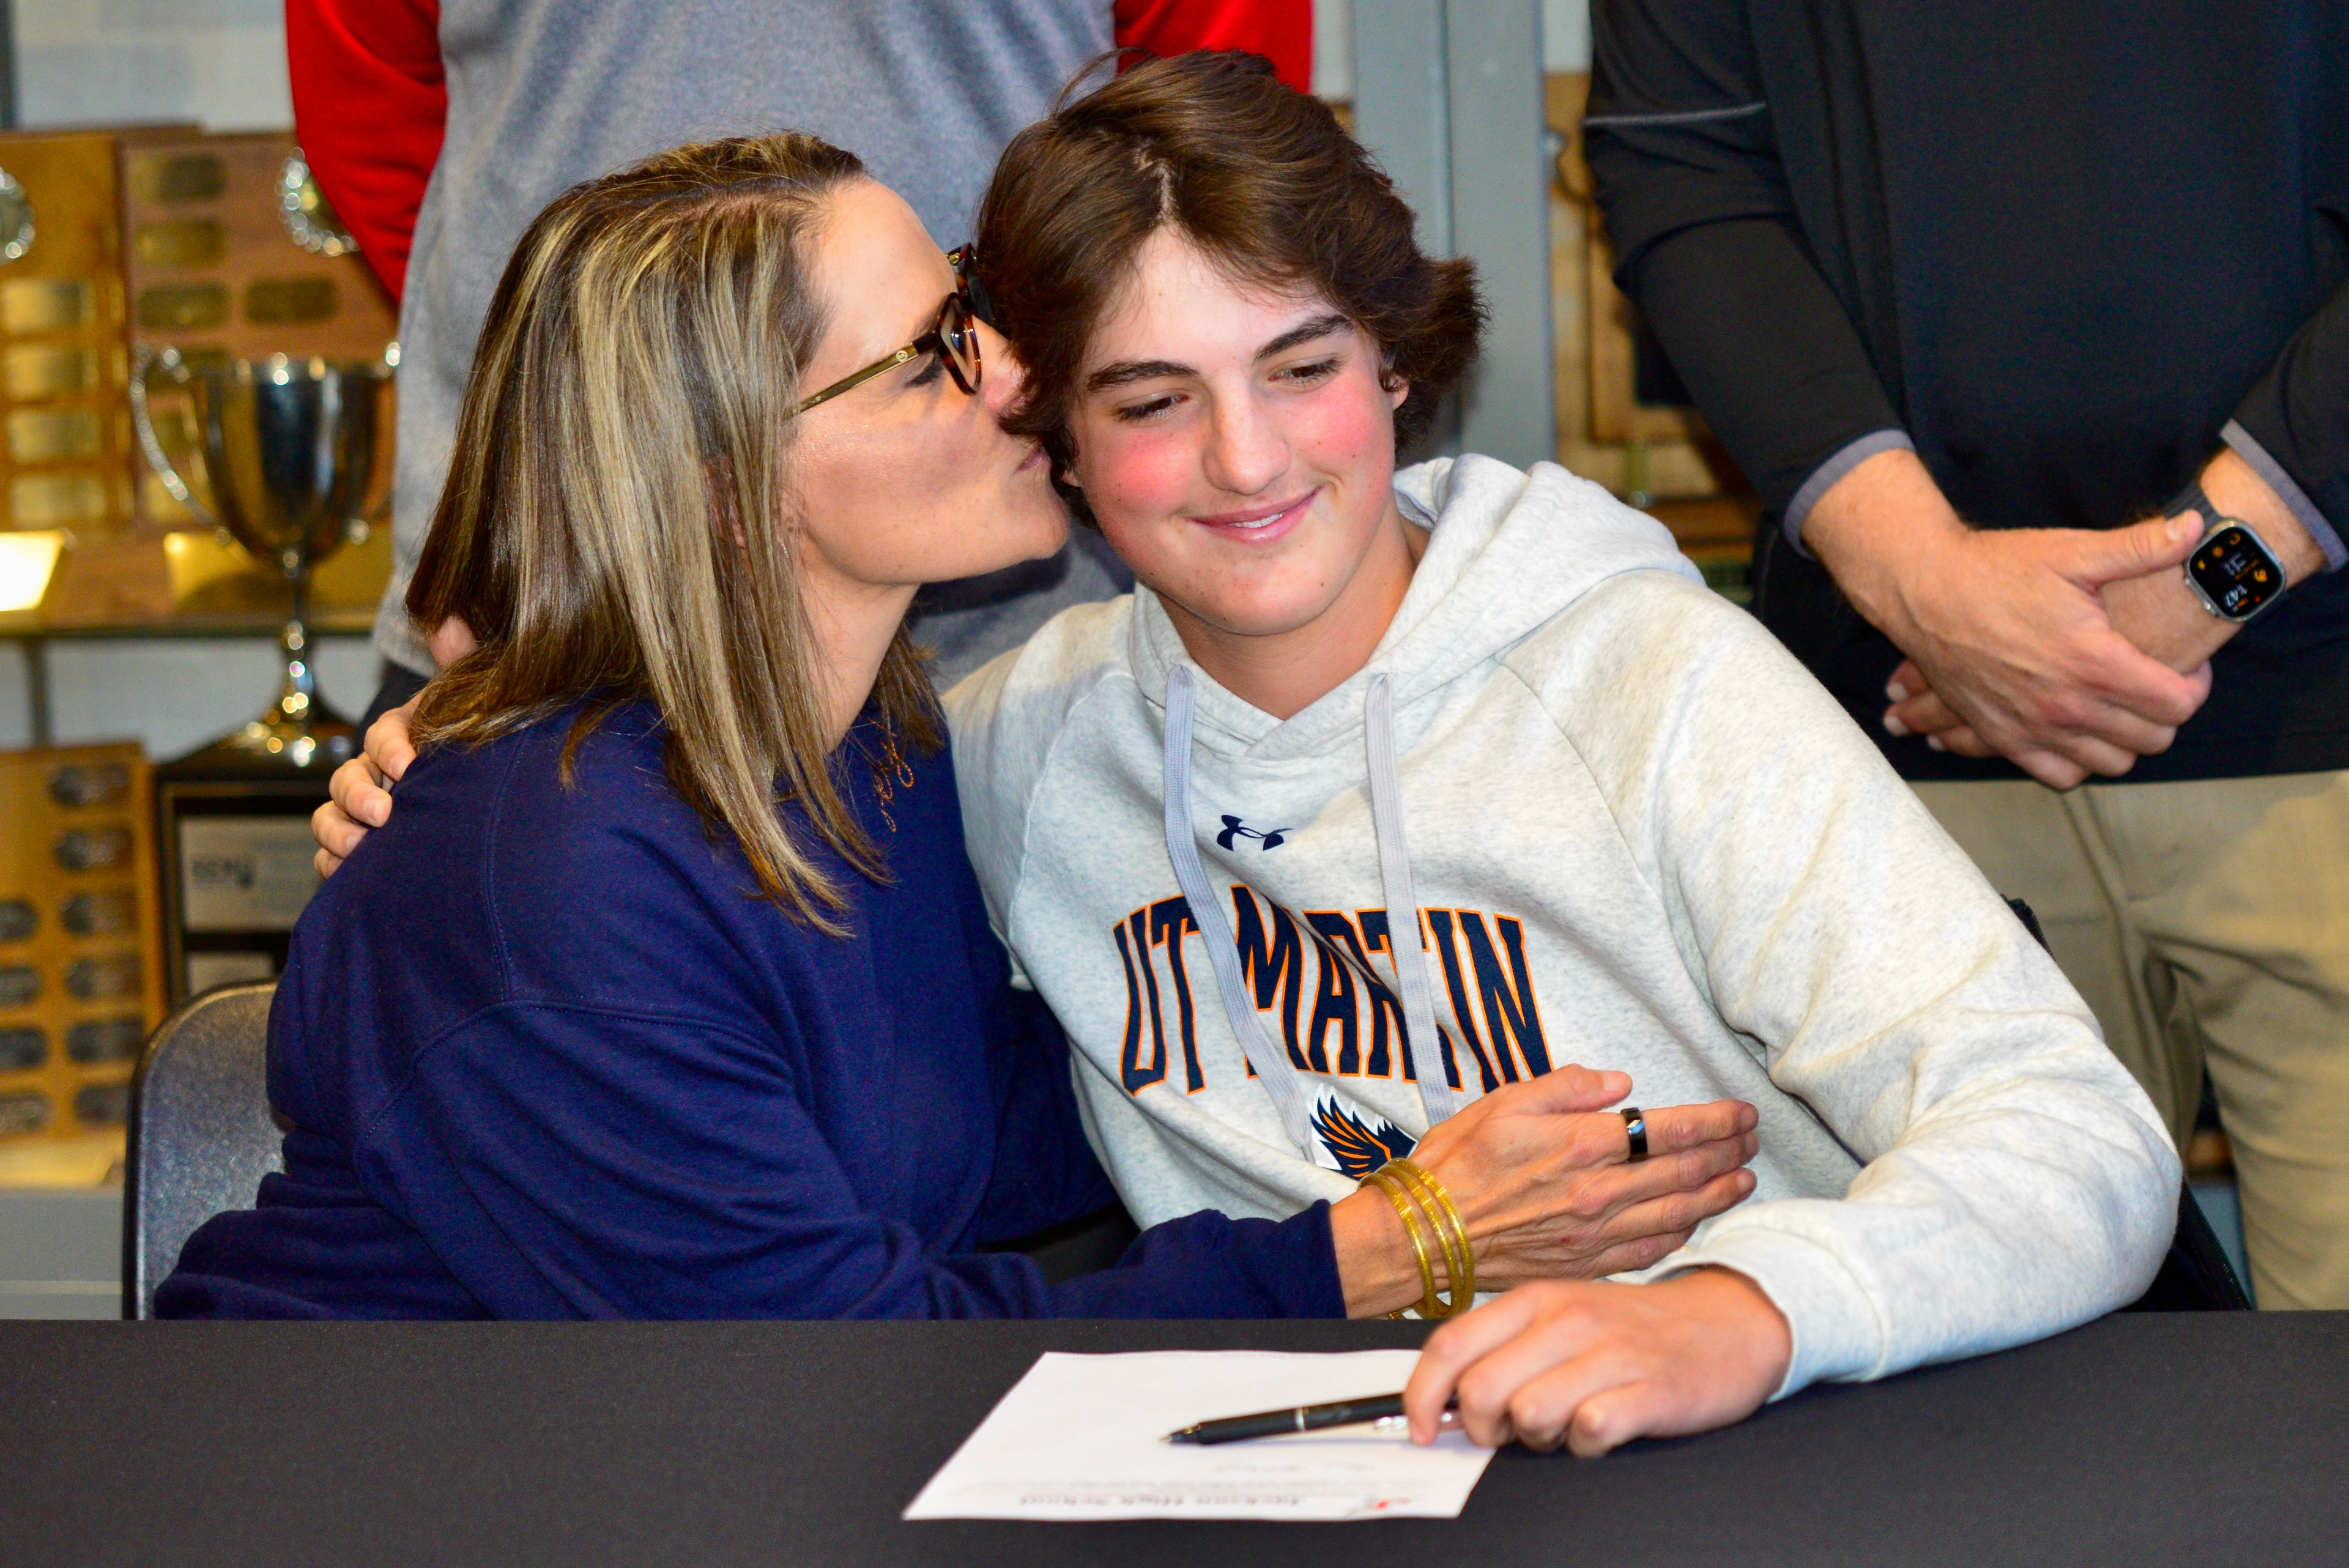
[1063,230,1420,715]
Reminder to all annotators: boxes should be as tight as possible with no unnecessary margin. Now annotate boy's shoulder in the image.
[942,593,1137,899]
[1504,564,1764,686]
[1501,567,1854,756]
[944,595,1134,779]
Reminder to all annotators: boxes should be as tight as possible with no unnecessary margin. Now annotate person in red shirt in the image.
[286,0,1312,721]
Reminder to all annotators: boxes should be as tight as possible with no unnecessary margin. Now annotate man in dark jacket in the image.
[1586,0,2348,1307]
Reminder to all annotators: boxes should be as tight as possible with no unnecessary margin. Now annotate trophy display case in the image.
[120,129,397,532]
[0,125,396,630]
[0,128,404,1015]
[1546,75,1757,601]
[0,743,165,1150]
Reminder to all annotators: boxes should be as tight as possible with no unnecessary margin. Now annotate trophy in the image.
[128,346,393,769]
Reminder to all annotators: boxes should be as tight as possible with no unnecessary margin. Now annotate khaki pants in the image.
[1912,771,2349,1309]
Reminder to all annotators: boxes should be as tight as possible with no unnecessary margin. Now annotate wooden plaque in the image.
[0,742,166,1146]
[0,132,146,539]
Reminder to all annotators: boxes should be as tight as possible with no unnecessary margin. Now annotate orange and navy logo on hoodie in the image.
[1310,1096,1417,1176]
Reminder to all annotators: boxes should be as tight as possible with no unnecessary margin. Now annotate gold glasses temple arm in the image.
[782,343,922,420]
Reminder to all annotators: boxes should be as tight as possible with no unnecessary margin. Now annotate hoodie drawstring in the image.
[1162,666,1318,1153]
[1161,665,1466,1160]
[1365,674,1467,1125]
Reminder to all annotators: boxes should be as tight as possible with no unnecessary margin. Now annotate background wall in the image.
[14,0,290,131]
[1312,0,1591,97]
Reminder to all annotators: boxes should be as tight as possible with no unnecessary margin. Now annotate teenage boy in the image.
[946,53,2176,1452]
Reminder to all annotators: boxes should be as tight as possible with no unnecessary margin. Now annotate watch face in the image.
[2188,525,2282,620]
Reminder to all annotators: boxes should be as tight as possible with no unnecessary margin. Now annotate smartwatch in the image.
[2172,482,2287,625]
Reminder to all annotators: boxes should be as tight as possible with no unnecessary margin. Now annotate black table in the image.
[13,1314,2347,1566]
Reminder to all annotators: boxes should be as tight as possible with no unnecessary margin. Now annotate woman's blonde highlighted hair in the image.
[407,134,937,926]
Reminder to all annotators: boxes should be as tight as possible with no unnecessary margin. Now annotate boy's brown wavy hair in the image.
[976,50,1486,523]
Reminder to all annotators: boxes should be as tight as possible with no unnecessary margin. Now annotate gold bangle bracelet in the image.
[1381,1164,1466,1318]
[1386,1157,1475,1312]
[1364,1168,1441,1319]
[1367,1169,1440,1319]
[1397,1159,1474,1310]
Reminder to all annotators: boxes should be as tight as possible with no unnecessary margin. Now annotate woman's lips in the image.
[1189,487,1318,544]
[1016,443,1047,472]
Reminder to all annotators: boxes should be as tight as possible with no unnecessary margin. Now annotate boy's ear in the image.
[1378,343,1410,411]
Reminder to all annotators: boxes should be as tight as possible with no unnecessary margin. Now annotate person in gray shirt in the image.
[286,0,1311,715]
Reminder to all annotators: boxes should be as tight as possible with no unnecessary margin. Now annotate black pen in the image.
[1163,1394,1458,1445]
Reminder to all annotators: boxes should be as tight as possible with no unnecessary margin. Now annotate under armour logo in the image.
[1216,814,1289,851]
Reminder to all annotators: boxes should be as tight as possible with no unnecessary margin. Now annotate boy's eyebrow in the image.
[1253,312,1353,360]
[1086,357,1192,393]
[1083,311,1356,394]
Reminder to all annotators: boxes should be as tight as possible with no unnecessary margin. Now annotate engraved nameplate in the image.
[65,1017,143,1064]
[54,827,132,872]
[6,344,97,399]
[48,761,130,808]
[0,277,93,333]
[65,954,142,1001]
[136,283,230,332]
[73,1082,128,1126]
[135,218,227,270]
[8,407,101,463]
[11,472,106,526]
[179,816,323,932]
[0,1027,43,1071]
[130,152,226,204]
[60,890,136,937]
[245,277,338,324]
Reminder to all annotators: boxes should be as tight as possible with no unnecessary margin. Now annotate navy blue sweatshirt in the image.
[156,703,1342,1320]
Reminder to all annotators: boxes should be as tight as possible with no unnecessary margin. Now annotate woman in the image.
[168,133,1759,1320]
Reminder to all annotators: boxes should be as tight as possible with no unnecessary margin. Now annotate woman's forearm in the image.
[1328,1186,1427,1318]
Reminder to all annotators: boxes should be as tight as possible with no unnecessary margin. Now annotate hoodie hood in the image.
[1125,455,1701,760]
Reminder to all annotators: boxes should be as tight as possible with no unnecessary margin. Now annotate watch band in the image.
[2167,480,2228,531]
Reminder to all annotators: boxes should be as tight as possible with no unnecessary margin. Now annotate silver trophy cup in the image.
[131,347,393,769]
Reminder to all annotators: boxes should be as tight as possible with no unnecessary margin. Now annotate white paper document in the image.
[902,1350,1496,1522]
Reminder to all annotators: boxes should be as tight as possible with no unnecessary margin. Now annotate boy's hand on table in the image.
[1403,1267,1791,1454]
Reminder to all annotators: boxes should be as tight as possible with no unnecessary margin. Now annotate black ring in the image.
[1621,1107,1649,1161]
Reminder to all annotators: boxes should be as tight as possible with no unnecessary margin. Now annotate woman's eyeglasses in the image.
[784,245,991,420]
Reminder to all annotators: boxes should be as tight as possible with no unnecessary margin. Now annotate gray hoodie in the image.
[948,455,2178,1398]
